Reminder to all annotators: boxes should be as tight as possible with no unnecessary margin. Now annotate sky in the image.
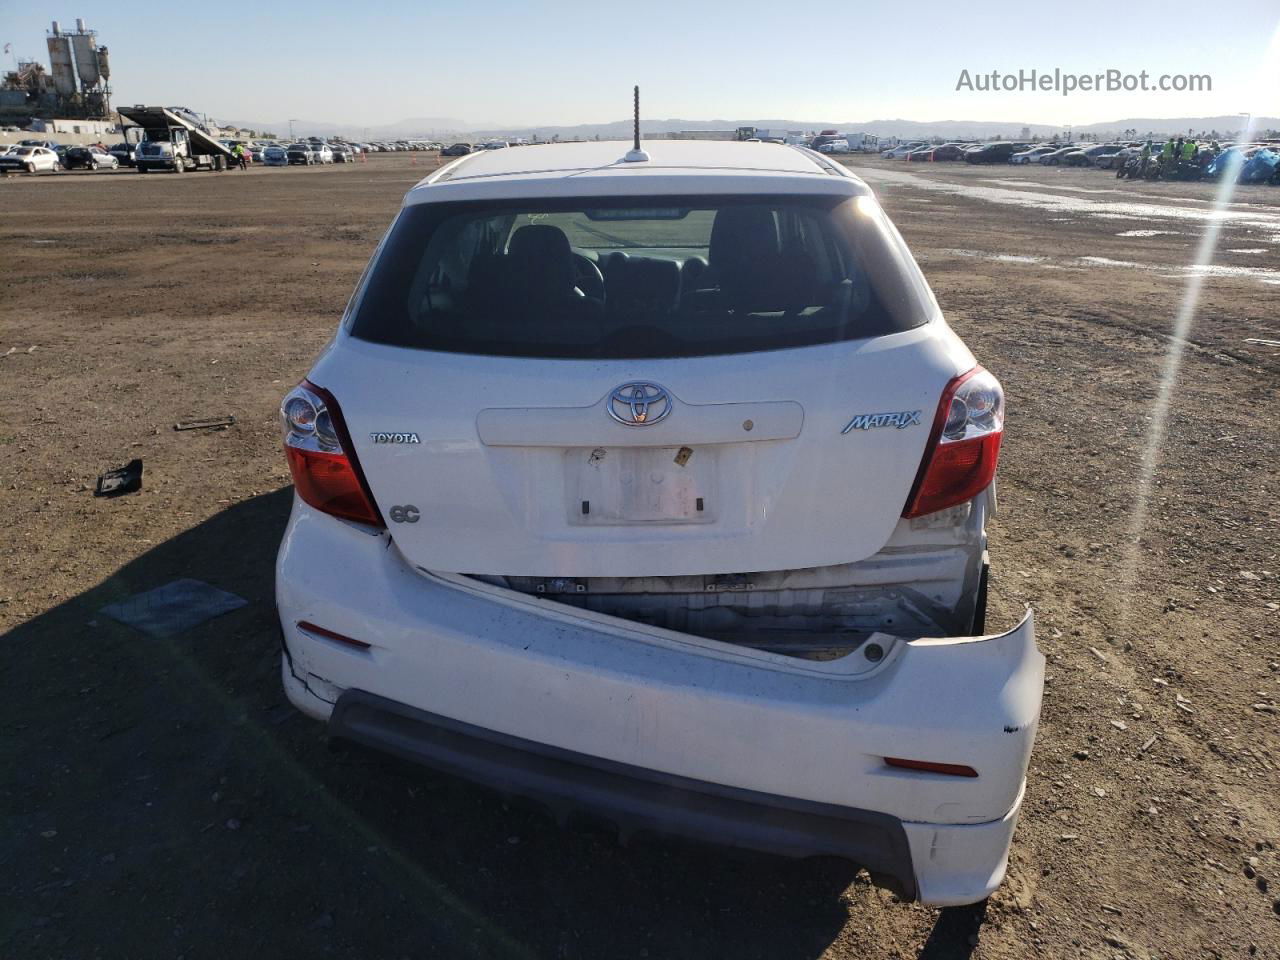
[2,1,1278,131]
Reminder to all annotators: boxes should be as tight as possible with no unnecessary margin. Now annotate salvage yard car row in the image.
[882,136,1280,183]
[0,135,423,174]
[2,133,545,175]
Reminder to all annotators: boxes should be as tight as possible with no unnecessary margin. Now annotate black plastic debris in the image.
[94,459,143,497]
[174,415,235,431]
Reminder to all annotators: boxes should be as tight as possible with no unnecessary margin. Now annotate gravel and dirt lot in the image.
[2,153,1278,959]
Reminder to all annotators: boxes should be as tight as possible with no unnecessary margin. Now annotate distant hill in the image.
[226,116,473,139]
[1075,115,1278,137]
[228,114,1279,141]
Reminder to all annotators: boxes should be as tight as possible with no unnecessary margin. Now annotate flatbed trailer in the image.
[118,105,236,173]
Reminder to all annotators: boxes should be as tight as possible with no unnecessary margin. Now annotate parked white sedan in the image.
[0,145,60,174]
[1011,146,1056,165]
[275,140,1043,907]
[880,141,927,159]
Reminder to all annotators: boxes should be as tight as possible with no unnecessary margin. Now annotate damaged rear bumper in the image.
[327,688,922,898]
[277,499,1044,905]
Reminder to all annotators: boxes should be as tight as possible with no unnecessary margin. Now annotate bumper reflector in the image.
[297,621,370,650]
[885,757,978,778]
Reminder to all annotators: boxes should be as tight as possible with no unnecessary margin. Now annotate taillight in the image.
[281,380,383,527]
[903,366,1004,519]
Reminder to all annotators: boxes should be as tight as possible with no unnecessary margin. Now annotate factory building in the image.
[1,18,113,127]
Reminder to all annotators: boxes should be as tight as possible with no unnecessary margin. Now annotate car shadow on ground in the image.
[3,489,983,959]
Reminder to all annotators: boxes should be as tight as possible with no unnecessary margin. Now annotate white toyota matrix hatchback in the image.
[276,139,1044,906]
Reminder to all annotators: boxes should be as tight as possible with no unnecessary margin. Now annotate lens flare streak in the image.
[1118,27,1280,621]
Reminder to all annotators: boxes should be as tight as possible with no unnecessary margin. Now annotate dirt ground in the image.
[2,153,1278,960]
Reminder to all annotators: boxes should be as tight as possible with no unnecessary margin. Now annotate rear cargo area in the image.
[466,500,988,659]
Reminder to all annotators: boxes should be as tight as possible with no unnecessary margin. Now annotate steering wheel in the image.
[572,254,606,301]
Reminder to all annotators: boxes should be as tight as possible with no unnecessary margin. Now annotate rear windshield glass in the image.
[348,194,934,360]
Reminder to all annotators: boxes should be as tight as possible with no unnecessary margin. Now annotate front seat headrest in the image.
[507,224,575,301]
[708,207,790,311]
[709,207,780,280]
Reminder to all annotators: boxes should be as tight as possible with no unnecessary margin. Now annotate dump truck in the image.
[118,105,236,173]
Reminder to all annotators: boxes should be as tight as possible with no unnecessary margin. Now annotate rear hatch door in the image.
[318,330,968,577]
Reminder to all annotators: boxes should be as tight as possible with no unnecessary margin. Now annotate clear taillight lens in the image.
[903,367,1004,518]
[281,381,383,527]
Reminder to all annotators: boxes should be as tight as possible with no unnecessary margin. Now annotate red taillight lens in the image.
[281,381,383,528]
[903,366,1004,519]
[906,432,1003,518]
[285,445,381,525]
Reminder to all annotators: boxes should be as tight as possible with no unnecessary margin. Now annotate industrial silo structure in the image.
[38,18,112,120]
[46,22,78,97]
[70,20,101,86]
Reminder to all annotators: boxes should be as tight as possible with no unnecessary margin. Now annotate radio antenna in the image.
[624,85,650,162]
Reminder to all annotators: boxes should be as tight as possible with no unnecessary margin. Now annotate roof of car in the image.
[409,140,868,203]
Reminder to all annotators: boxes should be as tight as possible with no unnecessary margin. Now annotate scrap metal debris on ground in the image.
[174,415,236,431]
[94,458,143,497]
